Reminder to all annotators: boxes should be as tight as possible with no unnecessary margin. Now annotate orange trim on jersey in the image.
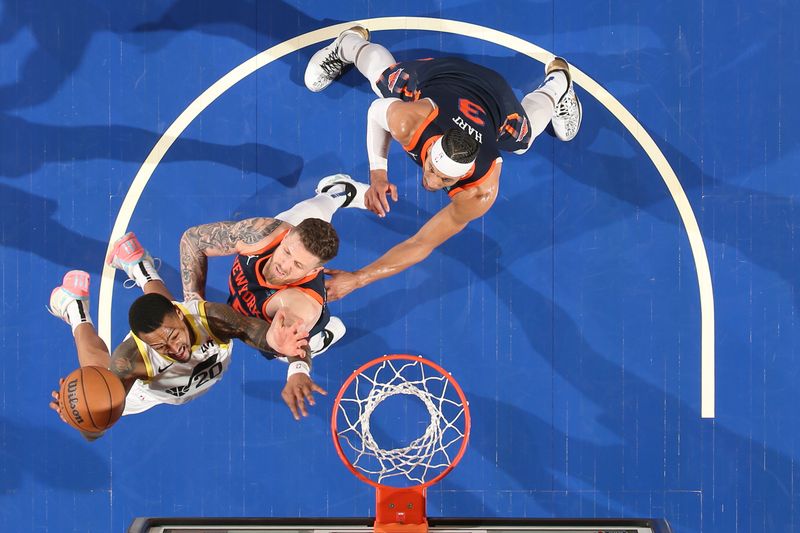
[261,299,273,323]
[402,102,439,152]
[257,269,319,291]
[253,255,272,287]
[401,87,421,101]
[261,287,324,321]
[446,157,502,197]
[294,287,324,305]
[500,114,518,135]
[250,229,289,256]
[251,231,318,290]
[418,134,441,168]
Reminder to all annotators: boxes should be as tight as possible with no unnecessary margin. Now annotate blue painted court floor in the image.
[0,1,799,532]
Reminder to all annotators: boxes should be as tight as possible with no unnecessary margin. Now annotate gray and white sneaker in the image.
[304,25,370,92]
[544,56,582,142]
[316,173,369,210]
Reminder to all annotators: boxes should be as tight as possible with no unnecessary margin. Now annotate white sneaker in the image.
[274,316,346,363]
[551,86,582,142]
[308,316,346,357]
[316,174,369,210]
[47,270,90,325]
[544,57,582,142]
[304,25,370,92]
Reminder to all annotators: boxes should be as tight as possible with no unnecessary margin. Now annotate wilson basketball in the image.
[58,366,126,433]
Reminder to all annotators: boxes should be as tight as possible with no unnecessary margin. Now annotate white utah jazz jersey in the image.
[129,300,233,405]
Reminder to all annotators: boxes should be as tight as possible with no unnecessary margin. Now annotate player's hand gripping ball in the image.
[58,366,125,432]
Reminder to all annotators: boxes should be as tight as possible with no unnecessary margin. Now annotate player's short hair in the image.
[293,218,339,265]
[129,293,177,335]
[442,128,479,164]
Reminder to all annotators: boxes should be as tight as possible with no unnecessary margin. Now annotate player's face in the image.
[138,309,194,363]
[265,231,322,285]
[422,149,464,191]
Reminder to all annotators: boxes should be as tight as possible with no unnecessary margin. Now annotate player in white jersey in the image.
[48,235,317,440]
[121,297,235,414]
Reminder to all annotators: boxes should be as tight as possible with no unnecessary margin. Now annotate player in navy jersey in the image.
[304,27,583,300]
[179,174,368,365]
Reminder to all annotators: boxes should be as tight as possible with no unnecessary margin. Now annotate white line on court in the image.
[98,16,715,418]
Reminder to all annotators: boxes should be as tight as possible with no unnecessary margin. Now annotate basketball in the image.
[58,366,126,433]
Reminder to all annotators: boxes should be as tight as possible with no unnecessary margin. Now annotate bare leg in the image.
[142,279,174,301]
[72,322,111,368]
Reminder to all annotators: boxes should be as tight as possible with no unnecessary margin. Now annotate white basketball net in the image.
[335,357,468,486]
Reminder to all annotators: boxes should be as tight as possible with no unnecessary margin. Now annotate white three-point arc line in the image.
[97,17,716,418]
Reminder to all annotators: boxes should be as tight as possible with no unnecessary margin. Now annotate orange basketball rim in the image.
[331,354,472,533]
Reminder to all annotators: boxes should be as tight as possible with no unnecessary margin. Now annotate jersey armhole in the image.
[130,333,154,381]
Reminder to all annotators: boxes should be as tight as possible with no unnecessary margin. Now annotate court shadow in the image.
[0,183,228,303]
[0,113,303,184]
[0,417,111,491]
[463,281,794,529]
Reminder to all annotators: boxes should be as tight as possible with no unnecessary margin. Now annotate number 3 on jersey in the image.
[458,98,486,126]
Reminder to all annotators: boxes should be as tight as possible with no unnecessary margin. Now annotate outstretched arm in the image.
[50,335,143,441]
[205,301,325,420]
[203,301,308,358]
[326,167,501,301]
[180,218,286,301]
[262,289,327,420]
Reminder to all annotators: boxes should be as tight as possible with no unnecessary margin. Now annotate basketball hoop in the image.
[331,355,471,533]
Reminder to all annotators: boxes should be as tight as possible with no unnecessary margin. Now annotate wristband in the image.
[287,361,310,378]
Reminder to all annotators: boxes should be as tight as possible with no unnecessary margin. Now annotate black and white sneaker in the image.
[304,25,370,92]
[316,174,369,210]
[544,57,582,142]
[308,316,346,357]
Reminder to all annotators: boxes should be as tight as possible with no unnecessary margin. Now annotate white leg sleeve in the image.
[275,194,341,225]
[515,91,557,154]
[339,37,396,97]
[515,70,569,154]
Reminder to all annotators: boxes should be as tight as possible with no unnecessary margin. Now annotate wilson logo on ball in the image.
[66,378,85,424]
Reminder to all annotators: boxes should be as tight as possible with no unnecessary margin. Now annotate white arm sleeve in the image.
[366,97,399,171]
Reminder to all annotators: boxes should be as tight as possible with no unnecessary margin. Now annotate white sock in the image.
[130,259,162,289]
[275,194,341,225]
[67,300,93,333]
[532,70,568,107]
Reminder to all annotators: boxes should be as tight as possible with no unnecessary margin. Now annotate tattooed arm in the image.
[204,302,309,360]
[205,302,326,421]
[180,217,287,301]
[109,337,149,394]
